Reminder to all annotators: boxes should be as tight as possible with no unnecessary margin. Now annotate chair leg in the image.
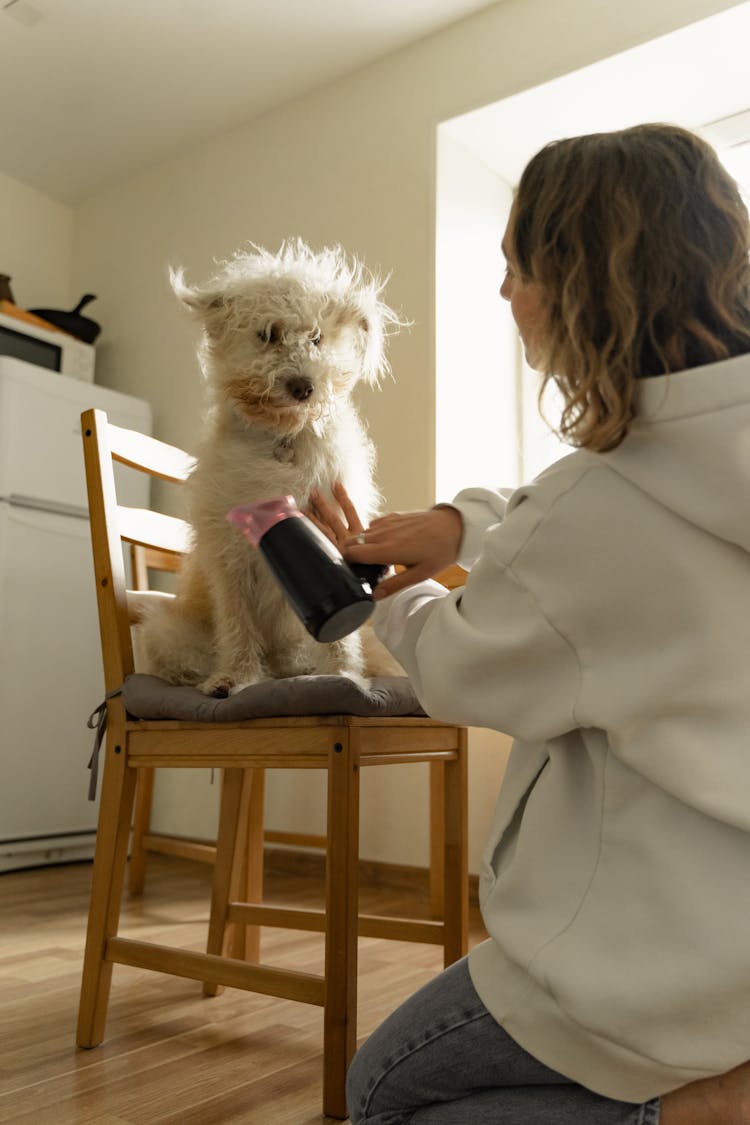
[229,769,265,964]
[429,761,445,919]
[204,768,265,995]
[128,767,155,895]
[203,768,245,997]
[77,731,138,1048]
[442,728,469,967]
[322,730,360,1120]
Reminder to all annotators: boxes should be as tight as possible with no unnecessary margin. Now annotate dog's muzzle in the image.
[285,375,314,402]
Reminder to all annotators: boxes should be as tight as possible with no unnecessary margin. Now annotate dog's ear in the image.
[342,288,408,386]
[354,306,384,385]
[169,266,228,334]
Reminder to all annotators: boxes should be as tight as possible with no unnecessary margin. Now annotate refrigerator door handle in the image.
[5,493,89,519]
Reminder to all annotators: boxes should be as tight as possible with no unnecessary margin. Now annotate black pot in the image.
[29,294,101,344]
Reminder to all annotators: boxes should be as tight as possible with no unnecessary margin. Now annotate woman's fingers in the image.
[372,563,437,600]
[309,482,369,552]
[331,481,365,534]
[308,489,349,542]
[305,508,337,544]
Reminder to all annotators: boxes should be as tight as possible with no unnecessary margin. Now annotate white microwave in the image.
[0,310,95,383]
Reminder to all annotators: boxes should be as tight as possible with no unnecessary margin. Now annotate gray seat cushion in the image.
[122,673,426,722]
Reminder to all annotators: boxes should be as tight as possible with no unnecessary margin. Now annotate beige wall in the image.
[0,172,73,310]
[69,0,741,871]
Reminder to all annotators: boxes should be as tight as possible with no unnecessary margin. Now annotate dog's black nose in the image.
[286,376,314,402]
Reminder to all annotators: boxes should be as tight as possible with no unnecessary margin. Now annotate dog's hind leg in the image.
[136,598,214,686]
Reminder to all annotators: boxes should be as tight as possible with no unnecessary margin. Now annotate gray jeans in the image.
[346,957,661,1124]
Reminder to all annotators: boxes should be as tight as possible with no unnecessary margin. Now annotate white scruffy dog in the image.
[138,239,403,695]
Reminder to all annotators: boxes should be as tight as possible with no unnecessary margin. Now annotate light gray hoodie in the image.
[373,352,750,1101]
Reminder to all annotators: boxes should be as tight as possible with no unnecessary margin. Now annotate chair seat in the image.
[121,672,426,722]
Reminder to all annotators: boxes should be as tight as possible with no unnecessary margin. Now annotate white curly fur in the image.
[138,239,405,695]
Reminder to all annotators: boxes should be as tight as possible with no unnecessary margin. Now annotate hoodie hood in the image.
[600,352,750,553]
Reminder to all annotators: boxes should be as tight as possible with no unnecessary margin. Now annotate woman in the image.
[310,124,750,1124]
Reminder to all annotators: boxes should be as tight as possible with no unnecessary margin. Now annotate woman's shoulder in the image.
[510,448,606,510]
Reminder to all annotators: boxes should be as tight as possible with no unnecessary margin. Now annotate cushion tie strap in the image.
[86,688,123,801]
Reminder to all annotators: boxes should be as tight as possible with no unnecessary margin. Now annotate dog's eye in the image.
[311,331,322,346]
[258,324,281,345]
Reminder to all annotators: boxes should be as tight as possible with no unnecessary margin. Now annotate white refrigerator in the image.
[0,356,152,872]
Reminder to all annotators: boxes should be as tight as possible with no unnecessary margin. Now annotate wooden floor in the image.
[0,855,487,1125]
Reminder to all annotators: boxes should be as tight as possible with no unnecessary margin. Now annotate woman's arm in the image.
[309,481,514,598]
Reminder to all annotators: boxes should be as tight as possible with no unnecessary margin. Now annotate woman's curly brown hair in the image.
[512,123,750,451]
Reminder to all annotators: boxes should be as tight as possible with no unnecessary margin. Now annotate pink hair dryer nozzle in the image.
[227,495,302,546]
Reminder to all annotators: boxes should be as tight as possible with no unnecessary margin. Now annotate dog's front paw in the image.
[198,673,235,698]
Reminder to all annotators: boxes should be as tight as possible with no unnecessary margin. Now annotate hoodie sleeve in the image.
[373,534,581,742]
[447,486,516,567]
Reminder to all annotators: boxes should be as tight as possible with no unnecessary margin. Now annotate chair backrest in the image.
[80,408,194,693]
[81,407,467,694]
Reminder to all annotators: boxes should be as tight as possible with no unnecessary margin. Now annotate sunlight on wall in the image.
[720,141,750,198]
[518,365,569,481]
[435,132,519,502]
[435,129,570,495]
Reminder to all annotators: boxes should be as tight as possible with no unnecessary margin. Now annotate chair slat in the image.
[118,506,191,554]
[108,422,196,483]
[133,544,182,575]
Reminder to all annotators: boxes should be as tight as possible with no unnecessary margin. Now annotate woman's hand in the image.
[308,482,463,599]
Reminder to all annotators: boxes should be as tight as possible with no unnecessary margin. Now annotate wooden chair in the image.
[76,407,469,1119]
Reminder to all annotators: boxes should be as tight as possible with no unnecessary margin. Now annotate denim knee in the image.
[346,1041,376,1125]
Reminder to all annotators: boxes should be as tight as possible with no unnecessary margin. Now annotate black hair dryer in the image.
[227,496,386,643]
